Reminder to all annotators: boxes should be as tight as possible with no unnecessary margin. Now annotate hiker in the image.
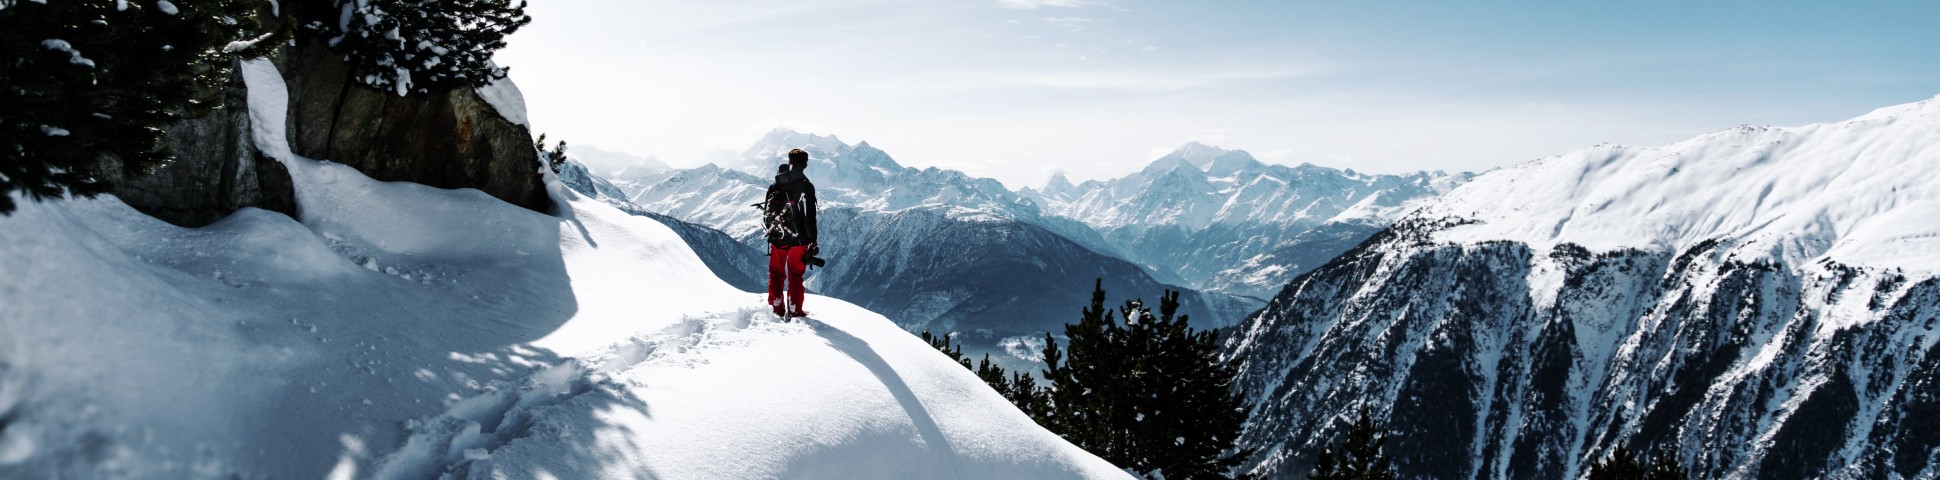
[763,148,819,317]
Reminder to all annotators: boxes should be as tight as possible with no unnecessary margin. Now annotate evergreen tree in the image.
[300,0,530,96]
[535,133,567,173]
[1588,446,1689,480]
[1309,407,1395,480]
[1,0,259,214]
[923,280,1256,479]
[1040,279,1254,479]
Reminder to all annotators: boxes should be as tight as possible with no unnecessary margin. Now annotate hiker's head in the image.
[788,149,809,170]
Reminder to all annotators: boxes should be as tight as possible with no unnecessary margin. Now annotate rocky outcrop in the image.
[106,60,297,228]
[282,42,547,213]
[108,27,547,226]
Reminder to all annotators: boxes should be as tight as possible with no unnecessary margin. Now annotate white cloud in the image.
[1042,16,1097,32]
[999,0,1108,10]
[964,66,1317,94]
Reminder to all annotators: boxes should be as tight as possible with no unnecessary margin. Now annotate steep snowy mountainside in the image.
[0,59,1129,479]
[1225,95,1940,479]
[1025,142,1468,291]
[1426,94,1940,274]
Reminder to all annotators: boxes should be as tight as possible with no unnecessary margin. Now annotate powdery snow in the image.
[1427,94,1940,274]
[0,59,1126,479]
[474,71,528,127]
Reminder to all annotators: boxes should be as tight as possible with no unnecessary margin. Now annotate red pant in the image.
[769,245,807,313]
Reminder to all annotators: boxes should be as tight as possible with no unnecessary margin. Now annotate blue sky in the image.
[493,0,1940,189]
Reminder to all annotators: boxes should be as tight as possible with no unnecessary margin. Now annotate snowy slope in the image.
[1225,95,1940,479]
[1426,95,1940,274]
[1024,143,1467,295]
[0,59,1127,479]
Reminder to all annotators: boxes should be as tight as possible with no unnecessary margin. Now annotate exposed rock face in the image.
[1226,218,1940,479]
[106,60,297,228]
[282,42,547,213]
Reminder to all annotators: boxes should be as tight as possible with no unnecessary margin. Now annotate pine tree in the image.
[1588,446,1689,480]
[923,280,1255,478]
[300,0,530,96]
[1,0,259,214]
[1309,407,1395,480]
[535,133,567,173]
[1040,279,1255,479]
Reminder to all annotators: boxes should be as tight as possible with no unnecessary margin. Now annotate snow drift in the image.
[0,59,1125,479]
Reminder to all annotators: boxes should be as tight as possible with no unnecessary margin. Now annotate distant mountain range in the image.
[1022,142,1468,299]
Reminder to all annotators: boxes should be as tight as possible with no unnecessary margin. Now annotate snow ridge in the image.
[1427,94,1940,274]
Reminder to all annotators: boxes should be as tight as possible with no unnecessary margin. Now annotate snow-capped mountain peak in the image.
[731,128,848,174]
[1041,171,1078,197]
[1141,141,1240,175]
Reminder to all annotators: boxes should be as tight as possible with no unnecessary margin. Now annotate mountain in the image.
[566,144,672,182]
[611,129,1261,369]
[1023,142,1468,298]
[808,206,1262,368]
[1199,219,1386,299]
[0,61,1131,478]
[1224,95,1940,479]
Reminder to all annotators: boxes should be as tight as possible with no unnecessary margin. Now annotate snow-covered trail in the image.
[0,59,1126,479]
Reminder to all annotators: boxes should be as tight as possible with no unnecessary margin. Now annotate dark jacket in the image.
[766,168,818,247]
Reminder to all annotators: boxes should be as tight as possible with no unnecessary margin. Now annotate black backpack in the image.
[760,185,808,244]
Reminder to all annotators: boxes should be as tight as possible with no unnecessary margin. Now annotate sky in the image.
[493,0,1940,190]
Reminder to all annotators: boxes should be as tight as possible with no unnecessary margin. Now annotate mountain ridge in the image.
[1225,94,1940,479]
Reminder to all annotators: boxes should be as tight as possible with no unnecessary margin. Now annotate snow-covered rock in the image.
[0,59,1128,480]
[1225,95,1940,479]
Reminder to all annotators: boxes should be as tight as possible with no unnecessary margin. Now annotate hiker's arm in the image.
[805,183,819,245]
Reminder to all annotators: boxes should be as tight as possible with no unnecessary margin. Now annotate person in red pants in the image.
[762,148,818,318]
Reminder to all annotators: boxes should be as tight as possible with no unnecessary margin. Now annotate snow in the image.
[0,60,1126,478]
[154,0,176,15]
[39,39,94,68]
[474,72,528,127]
[1428,94,1940,274]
